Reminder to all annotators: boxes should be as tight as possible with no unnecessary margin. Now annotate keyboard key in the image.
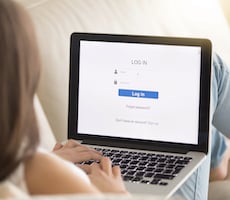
[121,169,128,175]
[140,156,149,160]
[121,154,130,159]
[120,164,127,169]
[135,171,145,177]
[166,164,175,169]
[126,170,136,176]
[154,168,164,173]
[150,179,160,185]
[158,158,167,163]
[136,166,145,171]
[173,167,183,175]
[130,160,139,165]
[146,167,155,172]
[157,163,166,168]
[147,162,157,167]
[121,160,131,164]
[144,172,155,178]
[184,157,193,161]
[123,175,133,181]
[132,177,142,182]
[175,160,190,165]
[159,182,168,186]
[154,173,175,180]
[163,169,173,174]
[127,165,136,170]
[167,159,176,164]
[139,161,148,166]
[141,180,150,184]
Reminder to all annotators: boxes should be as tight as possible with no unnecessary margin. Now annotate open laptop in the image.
[68,33,212,198]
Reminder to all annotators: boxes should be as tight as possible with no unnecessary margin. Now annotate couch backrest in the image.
[18,0,230,141]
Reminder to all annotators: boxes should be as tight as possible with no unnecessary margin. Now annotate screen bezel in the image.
[68,33,212,154]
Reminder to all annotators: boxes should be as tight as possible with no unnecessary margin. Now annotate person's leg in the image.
[210,129,230,181]
[175,53,230,199]
[209,53,230,181]
[175,152,210,200]
[212,54,230,137]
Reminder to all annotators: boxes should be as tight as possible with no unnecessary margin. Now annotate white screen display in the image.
[78,40,201,144]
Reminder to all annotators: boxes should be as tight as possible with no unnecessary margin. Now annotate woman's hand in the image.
[52,140,128,194]
[87,157,128,194]
[52,139,102,164]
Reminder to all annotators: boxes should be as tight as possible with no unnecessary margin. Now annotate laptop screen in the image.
[68,33,212,153]
[77,40,201,145]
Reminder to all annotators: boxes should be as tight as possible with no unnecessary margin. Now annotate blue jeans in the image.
[175,53,230,200]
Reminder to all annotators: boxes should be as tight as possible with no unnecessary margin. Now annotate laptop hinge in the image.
[81,139,189,154]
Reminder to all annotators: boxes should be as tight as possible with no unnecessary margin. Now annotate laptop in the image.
[68,33,212,198]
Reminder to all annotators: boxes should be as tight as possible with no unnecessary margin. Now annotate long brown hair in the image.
[0,0,40,181]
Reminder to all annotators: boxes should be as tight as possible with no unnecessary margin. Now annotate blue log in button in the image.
[118,89,159,99]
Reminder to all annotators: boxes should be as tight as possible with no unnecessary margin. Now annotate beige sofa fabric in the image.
[34,96,56,151]
[219,0,230,27]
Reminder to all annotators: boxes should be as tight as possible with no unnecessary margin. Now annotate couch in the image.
[3,0,230,199]
[16,0,230,143]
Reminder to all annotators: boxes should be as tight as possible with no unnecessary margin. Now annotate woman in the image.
[0,0,127,196]
[1,0,230,199]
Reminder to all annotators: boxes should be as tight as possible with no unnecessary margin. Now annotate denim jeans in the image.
[175,53,230,200]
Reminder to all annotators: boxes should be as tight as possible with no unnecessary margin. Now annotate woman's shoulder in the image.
[27,150,89,181]
[24,150,97,195]
[25,149,69,175]
[26,149,71,169]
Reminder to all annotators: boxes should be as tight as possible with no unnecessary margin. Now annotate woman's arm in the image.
[25,150,128,195]
[25,151,99,195]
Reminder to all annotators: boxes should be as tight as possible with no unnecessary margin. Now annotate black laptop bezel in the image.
[68,33,212,154]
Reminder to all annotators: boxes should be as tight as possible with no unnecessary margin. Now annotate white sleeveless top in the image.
[7,163,29,195]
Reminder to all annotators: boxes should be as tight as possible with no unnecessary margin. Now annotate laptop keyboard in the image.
[82,147,192,186]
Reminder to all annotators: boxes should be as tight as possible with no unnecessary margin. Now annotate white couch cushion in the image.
[34,95,56,150]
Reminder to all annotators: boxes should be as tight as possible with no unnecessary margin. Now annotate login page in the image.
[78,40,201,144]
